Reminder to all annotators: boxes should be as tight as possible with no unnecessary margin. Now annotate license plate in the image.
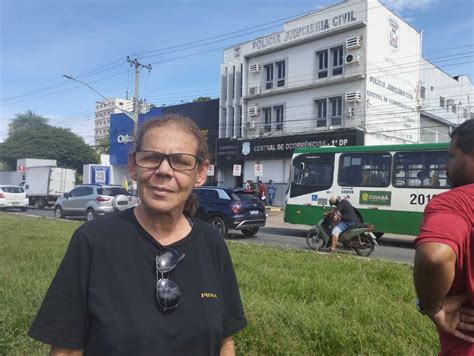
[11,202,19,205]
[250,210,259,215]
[117,201,127,205]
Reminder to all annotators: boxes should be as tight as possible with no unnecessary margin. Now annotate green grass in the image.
[0,212,439,355]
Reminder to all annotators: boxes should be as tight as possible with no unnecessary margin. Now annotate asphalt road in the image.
[12,207,415,265]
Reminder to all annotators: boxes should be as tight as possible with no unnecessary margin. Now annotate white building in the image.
[95,98,134,145]
[217,0,473,191]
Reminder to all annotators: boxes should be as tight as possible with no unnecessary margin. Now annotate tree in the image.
[96,135,110,154]
[0,112,99,174]
[8,110,49,137]
[192,96,212,102]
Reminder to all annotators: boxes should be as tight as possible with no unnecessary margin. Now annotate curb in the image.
[266,207,284,212]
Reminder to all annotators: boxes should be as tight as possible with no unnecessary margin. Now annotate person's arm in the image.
[220,336,235,356]
[414,242,456,312]
[50,346,83,356]
[414,243,474,342]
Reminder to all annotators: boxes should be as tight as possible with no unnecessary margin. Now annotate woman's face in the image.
[128,125,208,215]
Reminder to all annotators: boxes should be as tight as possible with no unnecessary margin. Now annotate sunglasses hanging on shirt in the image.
[155,247,185,312]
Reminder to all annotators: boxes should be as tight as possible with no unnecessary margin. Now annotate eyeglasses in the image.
[155,247,185,312]
[134,151,202,171]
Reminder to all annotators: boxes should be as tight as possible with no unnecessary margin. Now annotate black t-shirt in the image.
[29,209,246,355]
[336,199,359,224]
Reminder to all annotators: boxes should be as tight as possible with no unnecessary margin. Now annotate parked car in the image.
[193,186,266,237]
[54,184,139,221]
[0,185,29,211]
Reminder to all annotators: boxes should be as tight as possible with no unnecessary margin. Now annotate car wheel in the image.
[242,227,259,237]
[20,207,27,212]
[86,208,96,222]
[54,206,64,219]
[209,216,228,236]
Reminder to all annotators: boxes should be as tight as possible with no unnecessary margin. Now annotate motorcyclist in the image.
[322,195,359,252]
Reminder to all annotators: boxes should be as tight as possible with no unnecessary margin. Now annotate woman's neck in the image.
[133,205,191,246]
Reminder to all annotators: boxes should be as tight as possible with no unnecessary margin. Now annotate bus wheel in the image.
[306,230,324,251]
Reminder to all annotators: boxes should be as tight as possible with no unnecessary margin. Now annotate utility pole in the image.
[127,56,152,135]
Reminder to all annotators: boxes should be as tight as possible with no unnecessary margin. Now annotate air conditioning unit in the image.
[245,119,256,130]
[346,36,363,50]
[345,91,362,102]
[346,107,355,118]
[249,63,261,73]
[248,86,261,96]
[345,53,361,65]
[248,107,261,116]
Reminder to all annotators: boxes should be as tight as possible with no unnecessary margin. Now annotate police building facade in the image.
[217,0,473,191]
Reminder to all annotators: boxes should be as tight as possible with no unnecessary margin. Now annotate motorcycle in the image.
[306,208,378,257]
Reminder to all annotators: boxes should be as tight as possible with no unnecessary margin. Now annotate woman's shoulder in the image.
[75,208,135,242]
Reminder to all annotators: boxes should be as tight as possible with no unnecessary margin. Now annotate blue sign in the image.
[109,113,134,165]
[90,165,110,184]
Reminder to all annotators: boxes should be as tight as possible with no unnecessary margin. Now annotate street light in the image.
[62,74,134,119]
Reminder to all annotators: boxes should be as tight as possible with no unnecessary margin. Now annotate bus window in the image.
[393,151,449,189]
[338,152,391,187]
[290,153,334,198]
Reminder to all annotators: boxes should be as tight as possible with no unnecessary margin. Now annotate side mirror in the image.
[64,192,69,199]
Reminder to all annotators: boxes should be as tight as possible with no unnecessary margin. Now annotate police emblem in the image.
[388,18,399,51]
[242,142,251,156]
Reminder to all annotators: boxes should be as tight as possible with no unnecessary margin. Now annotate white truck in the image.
[20,166,76,208]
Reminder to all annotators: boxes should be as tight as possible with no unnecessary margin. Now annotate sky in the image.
[1,0,473,144]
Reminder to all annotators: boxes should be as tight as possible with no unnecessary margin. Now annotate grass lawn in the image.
[0,212,439,355]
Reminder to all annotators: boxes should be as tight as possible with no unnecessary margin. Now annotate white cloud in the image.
[382,0,438,13]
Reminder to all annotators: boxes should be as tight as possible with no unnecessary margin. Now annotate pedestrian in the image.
[413,119,474,355]
[245,179,252,190]
[29,114,247,355]
[267,179,276,206]
[257,180,267,205]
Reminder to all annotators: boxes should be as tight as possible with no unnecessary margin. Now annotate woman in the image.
[29,114,247,355]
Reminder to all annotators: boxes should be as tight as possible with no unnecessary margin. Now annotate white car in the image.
[0,185,29,211]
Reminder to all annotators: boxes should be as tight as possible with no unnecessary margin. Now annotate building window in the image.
[440,96,445,108]
[420,86,426,99]
[316,96,343,127]
[316,50,328,78]
[464,108,468,119]
[331,46,344,76]
[451,104,456,114]
[315,99,327,127]
[276,61,285,87]
[274,105,284,131]
[263,107,272,132]
[264,61,286,90]
[264,64,273,89]
[329,97,342,126]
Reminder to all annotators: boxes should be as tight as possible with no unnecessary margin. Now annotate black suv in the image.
[193,186,266,237]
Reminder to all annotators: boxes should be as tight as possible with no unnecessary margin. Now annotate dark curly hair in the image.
[450,119,474,155]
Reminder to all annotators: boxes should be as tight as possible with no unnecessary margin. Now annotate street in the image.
[12,207,415,265]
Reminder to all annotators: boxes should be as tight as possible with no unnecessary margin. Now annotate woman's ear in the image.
[128,153,138,181]
[195,160,210,187]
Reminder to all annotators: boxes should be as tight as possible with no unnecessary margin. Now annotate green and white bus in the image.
[284,143,450,237]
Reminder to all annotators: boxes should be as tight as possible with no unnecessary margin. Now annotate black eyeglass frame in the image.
[155,248,186,312]
[134,150,203,172]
